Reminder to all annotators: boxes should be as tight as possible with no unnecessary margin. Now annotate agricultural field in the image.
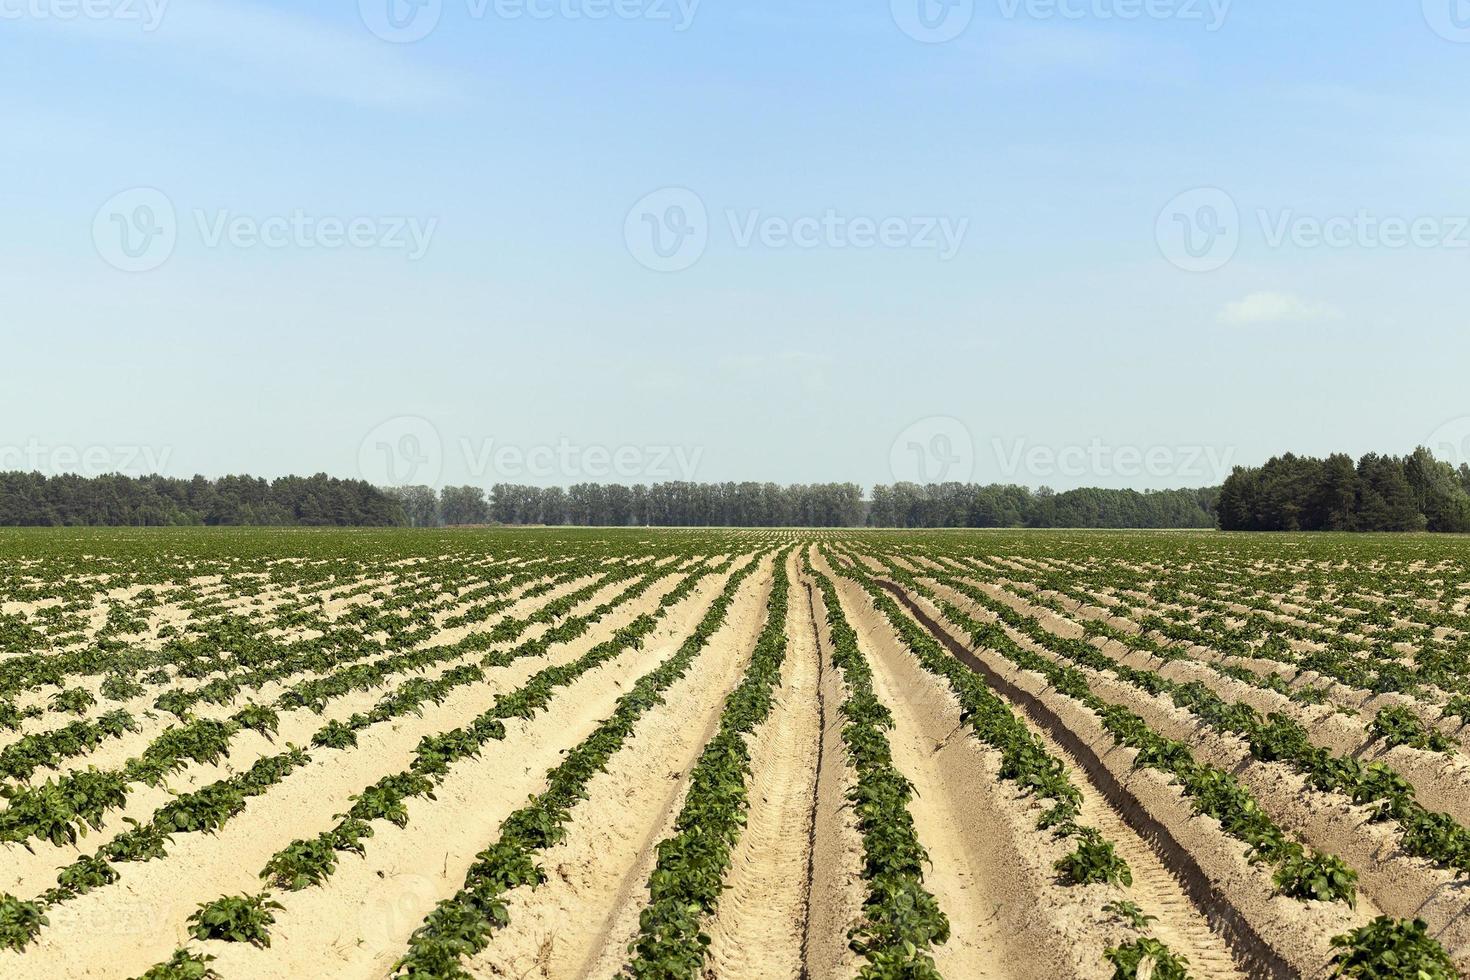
[0,528,1467,979]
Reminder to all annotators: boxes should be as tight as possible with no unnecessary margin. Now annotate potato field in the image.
[0,528,1466,979]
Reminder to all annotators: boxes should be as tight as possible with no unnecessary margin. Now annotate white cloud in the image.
[1217,291,1342,327]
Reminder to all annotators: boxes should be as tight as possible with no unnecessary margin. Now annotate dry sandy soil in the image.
[1,530,1465,979]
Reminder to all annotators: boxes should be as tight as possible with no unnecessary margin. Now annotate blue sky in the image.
[5,0,1470,491]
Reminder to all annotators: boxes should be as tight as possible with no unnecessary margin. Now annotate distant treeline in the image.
[6,454,1469,530]
[1217,449,1470,532]
[381,481,1217,529]
[867,483,1218,529]
[385,482,868,528]
[0,473,402,527]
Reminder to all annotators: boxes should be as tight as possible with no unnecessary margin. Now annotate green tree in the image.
[439,486,489,526]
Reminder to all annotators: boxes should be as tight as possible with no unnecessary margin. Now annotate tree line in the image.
[0,473,403,527]
[1216,448,1470,532]
[4,451,1468,530]
[382,481,1216,529]
[384,482,868,528]
[867,483,1218,529]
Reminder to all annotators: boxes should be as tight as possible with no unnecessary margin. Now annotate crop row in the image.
[924,559,1470,879]
[624,549,793,977]
[825,552,1195,978]
[801,552,949,978]
[127,556,747,976]
[0,560,661,849]
[0,554,592,734]
[0,559,718,952]
[868,551,1456,977]
[388,552,768,978]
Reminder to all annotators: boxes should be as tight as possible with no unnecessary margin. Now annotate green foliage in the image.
[0,768,129,847]
[804,559,948,979]
[1273,850,1358,907]
[101,673,146,701]
[0,893,48,951]
[103,817,172,862]
[50,686,96,715]
[1104,937,1190,980]
[261,835,340,890]
[1370,706,1453,753]
[310,719,359,750]
[1329,917,1456,979]
[156,782,248,835]
[231,704,280,739]
[1055,829,1133,887]
[395,555,763,978]
[1441,696,1470,726]
[1103,900,1155,931]
[627,555,791,977]
[54,854,119,897]
[133,949,220,980]
[186,894,283,947]
[1218,448,1468,533]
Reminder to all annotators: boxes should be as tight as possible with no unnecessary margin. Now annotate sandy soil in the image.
[0,563,726,980]
[463,554,774,980]
[821,553,1083,979]
[191,558,752,980]
[703,550,825,979]
[937,569,1470,827]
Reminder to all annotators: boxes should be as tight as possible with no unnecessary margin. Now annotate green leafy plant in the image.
[133,949,220,980]
[1055,829,1133,887]
[186,894,283,947]
[1103,900,1155,931]
[50,686,97,715]
[0,893,47,951]
[1274,850,1358,906]
[1328,916,1456,979]
[231,704,280,739]
[310,719,359,750]
[54,854,119,896]
[101,673,146,701]
[1370,706,1453,753]
[1104,937,1190,980]
[261,835,339,890]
